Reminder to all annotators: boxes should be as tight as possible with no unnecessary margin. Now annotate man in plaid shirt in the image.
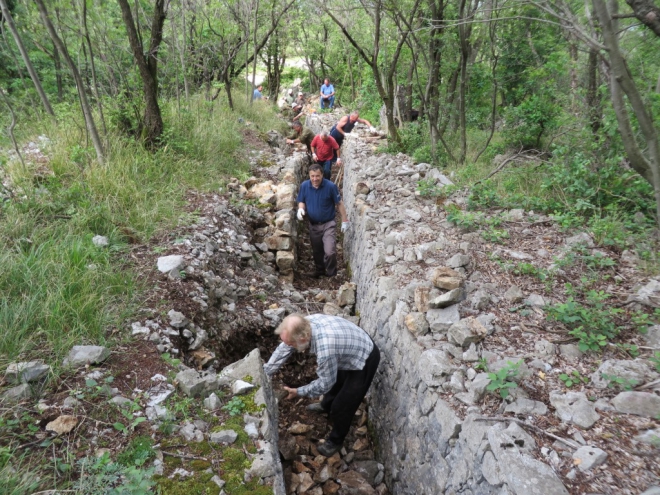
[264,313,380,456]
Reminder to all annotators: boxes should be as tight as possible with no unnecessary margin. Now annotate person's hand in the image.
[336,158,342,165]
[286,139,293,144]
[341,221,350,233]
[369,126,377,134]
[312,153,317,160]
[297,208,305,221]
[283,386,298,399]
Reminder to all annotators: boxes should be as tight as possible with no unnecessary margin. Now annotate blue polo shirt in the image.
[296,179,341,224]
[321,83,334,96]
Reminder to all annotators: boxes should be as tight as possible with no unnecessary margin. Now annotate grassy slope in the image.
[0,95,285,371]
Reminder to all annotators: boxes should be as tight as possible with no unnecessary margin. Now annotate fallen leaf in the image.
[538,371,546,380]
[46,415,78,435]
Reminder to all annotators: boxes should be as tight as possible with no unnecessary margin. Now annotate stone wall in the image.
[340,140,569,495]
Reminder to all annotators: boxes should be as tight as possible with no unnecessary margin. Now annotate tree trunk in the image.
[593,0,660,225]
[0,0,54,115]
[117,0,167,147]
[81,0,107,137]
[34,0,104,164]
[586,48,601,135]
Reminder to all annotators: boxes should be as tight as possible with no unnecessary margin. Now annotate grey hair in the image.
[350,111,359,118]
[320,129,329,137]
[275,314,311,350]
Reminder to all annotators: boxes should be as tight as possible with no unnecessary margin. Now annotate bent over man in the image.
[330,111,373,148]
[264,313,380,457]
[296,164,349,278]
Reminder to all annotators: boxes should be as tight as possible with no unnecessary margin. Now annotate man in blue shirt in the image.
[319,78,335,110]
[252,85,263,101]
[296,164,350,277]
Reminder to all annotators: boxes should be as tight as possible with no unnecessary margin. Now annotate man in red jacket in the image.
[310,130,342,181]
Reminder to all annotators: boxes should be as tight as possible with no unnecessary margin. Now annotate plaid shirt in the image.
[263,314,374,398]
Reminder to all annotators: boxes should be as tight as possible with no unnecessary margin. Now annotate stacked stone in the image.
[245,155,307,280]
[339,139,571,495]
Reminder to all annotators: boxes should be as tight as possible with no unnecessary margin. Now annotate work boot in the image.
[306,402,326,413]
[317,439,341,457]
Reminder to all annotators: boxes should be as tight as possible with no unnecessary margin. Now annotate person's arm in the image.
[298,201,306,211]
[337,201,348,223]
[329,85,335,96]
[263,343,296,376]
[295,356,338,398]
[358,118,373,127]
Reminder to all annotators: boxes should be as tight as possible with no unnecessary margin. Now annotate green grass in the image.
[0,94,284,368]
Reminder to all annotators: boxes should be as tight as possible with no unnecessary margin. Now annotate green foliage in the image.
[416,179,457,199]
[486,361,521,399]
[559,370,588,388]
[546,288,623,353]
[72,453,156,495]
[222,396,247,417]
[117,436,155,467]
[601,373,638,391]
[649,352,660,373]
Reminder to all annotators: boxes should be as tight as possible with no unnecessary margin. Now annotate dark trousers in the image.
[316,159,333,181]
[309,220,337,276]
[321,343,380,444]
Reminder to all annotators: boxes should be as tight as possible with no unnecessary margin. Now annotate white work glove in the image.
[297,208,305,221]
[341,221,350,233]
[312,152,317,160]
[369,126,377,134]
[336,157,342,165]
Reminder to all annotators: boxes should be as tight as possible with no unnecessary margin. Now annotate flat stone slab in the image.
[573,446,607,472]
[426,305,460,333]
[550,391,599,429]
[5,361,50,384]
[209,430,238,444]
[63,346,110,367]
[157,255,184,273]
[611,391,660,418]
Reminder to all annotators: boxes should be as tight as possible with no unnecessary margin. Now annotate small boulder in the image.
[447,317,488,347]
[5,361,50,384]
[550,391,600,429]
[157,255,184,274]
[63,346,110,368]
[611,391,660,418]
[209,430,238,444]
[404,312,429,336]
[430,267,463,290]
[572,446,607,472]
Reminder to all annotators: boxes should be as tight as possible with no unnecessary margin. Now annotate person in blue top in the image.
[296,164,350,277]
[252,85,263,101]
[319,78,335,110]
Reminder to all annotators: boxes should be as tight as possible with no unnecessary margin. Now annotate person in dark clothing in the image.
[264,313,380,457]
[296,164,349,277]
[329,111,374,148]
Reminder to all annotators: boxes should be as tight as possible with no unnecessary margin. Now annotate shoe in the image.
[317,439,341,457]
[307,271,326,279]
[306,402,327,413]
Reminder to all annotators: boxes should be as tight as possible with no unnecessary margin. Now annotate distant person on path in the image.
[286,121,314,152]
[295,91,306,108]
[295,164,349,278]
[291,101,304,122]
[310,130,342,181]
[320,78,335,110]
[252,85,264,101]
[330,111,374,148]
[264,313,380,457]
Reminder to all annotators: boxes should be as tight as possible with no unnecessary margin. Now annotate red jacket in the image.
[311,135,339,161]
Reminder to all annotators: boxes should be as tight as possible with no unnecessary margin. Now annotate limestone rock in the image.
[426,305,460,333]
[337,283,357,307]
[337,471,377,495]
[447,317,488,347]
[1,383,32,402]
[175,369,219,398]
[419,349,457,387]
[429,288,465,309]
[168,310,188,328]
[590,359,657,389]
[430,267,463,290]
[5,361,50,384]
[355,182,371,195]
[288,422,312,435]
[63,345,110,367]
[505,398,548,415]
[572,446,607,472]
[550,391,600,429]
[404,312,429,336]
[635,280,660,307]
[276,250,295,273]
[447,253,470,268]
[92,235,109,247]
[45,415,78,435]
[525,293,546,308]
[209,430,238,444]
[504,285,524,302]
[203,393,221,411]
[414,286,432,312]
[232,380,255,395]
[611,391,660,418]
[265,235,292,251]
[644,325,660,348]
[565,232,594,248]
[157,255,184,274]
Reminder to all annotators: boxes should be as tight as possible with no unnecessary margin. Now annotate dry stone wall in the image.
[340,139,570,495]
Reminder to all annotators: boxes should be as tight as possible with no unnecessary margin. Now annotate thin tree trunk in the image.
[180,6,190,100]
[347,52,356,101]
[117,0,167,147]
[250,0,260,103]
[0,0,54,115]
[34,0,104,164]
[0,86,26,175]
[0,19,36,107]
[81,0,107,137]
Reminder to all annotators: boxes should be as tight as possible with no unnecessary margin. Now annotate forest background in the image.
[0,0,660,491]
